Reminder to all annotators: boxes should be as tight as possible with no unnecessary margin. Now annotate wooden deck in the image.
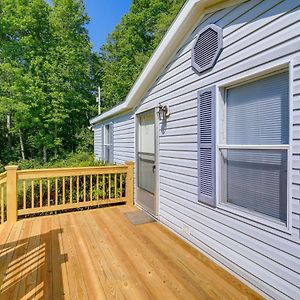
[0,206,262,300]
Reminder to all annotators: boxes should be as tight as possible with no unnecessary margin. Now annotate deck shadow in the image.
[0,228,67,299]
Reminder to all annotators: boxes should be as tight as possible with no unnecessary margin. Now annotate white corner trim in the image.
[90,0,227,125]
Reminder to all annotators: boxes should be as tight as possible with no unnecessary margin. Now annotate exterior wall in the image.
[133,1,300,299]
[112,113,135,164]
[94,124,102,161]
[94,113,135,164]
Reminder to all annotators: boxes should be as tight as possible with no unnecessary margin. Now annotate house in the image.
[90,0,300,299]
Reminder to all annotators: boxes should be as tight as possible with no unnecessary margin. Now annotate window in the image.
[218,71,289,224]
[103,124,113,163]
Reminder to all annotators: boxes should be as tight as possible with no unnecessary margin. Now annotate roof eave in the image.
[90,0,225,126]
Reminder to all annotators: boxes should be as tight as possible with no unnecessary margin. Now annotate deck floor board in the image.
[0,206,263,299]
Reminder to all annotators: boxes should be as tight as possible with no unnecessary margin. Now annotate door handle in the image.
[152,165,156,173]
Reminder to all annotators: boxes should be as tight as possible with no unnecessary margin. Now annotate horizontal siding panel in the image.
[160,134,197,144]
[294,81,300,96]
[160,157,197,169]
[114,143,134,148]
[160,143,197,152]
[161,187,300,264]
[215,0,262,28]
[94,126,102,160]
[293,68,300,80]
[160,170,197,186]
[160,125,198,136]
[223,1,300,53]
[149,2,299,98]
[169,7,232,64]
[222,0,280,36]
[168,107,197,121]
[114,128,134,135]
[292,199,300,214]
[160,177,198,196]
[160,204,300,299]
[160,150,197,160]
[160,214,283,300]
[164,117,198,129]
[147,29,300,102]
[160,196,300,288]
[160,163,198,177]
[160,182,198,202]
[292,214,300,229]
[156,1,298,91]
[168,97,197,112]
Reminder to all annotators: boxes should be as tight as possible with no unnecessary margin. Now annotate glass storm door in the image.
[137,109,156,215]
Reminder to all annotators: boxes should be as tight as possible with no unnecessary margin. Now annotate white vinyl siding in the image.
[94,124,102,161]
[109,113,135,165]
[94,114,135,164]
[134,1,300,299]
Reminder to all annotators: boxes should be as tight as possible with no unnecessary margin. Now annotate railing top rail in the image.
[0,171,7,184]
[17,165,129,180]
[0,171,7,178]
[17,164,128,173]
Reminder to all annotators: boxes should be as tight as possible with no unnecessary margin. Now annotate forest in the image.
[0,0,185,169]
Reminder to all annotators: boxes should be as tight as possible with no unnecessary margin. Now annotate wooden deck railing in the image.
[0,162,134,224]
[0,172,7,225]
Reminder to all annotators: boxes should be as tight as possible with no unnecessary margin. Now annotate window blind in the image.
[223,71,289,223]
[226,72,289,145]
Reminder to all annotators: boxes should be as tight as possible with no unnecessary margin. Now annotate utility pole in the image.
[96,86,101,115]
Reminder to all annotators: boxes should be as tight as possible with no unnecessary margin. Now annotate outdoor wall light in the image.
[157,104,170,121]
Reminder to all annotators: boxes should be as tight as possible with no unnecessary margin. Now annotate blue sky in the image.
[46,0,132,52]
[85,0,132,52]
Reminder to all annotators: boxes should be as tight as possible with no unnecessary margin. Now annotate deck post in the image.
[125,161,134,206]
[5,165,18,223]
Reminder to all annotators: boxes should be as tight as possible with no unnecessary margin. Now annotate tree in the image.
[44,0,96,159]
[0,0,98,163]
[99,0,185,111]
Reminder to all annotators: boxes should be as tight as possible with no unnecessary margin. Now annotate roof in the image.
[90,0,228,125]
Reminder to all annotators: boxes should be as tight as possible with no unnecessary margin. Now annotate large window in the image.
[219,71,289,224]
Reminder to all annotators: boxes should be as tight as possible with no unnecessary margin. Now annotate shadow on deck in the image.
[0,206,263,300]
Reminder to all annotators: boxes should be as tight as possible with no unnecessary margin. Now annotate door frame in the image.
[135,107,160,217]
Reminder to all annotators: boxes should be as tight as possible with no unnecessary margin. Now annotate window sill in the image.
[217,202,292,235]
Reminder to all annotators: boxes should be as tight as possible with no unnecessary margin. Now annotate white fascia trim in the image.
[90,0,225,125]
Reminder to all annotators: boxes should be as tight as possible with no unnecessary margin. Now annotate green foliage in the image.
[0,0,184,166]
[10,151,105,171]
[0,0,98,164]
[99,0,185,111]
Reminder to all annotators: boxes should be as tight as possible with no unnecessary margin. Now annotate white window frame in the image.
[215,61,293,233]
[103,124,111,162]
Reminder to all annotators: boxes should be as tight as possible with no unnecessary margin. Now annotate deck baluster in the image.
[63,176,66,205]
[77,176,79,203]
[31,180,35,208]
[23,180,26,209]
[70,176,73,203]
[55,178,58,205]
[1,184,4,223]
[90,175,93,202]
[83,175,86,202]
[40,178,43,207]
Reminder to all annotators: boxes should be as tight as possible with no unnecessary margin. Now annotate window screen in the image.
[226,72,289,145]
[222,72,289,224]
[138,111,156,194]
